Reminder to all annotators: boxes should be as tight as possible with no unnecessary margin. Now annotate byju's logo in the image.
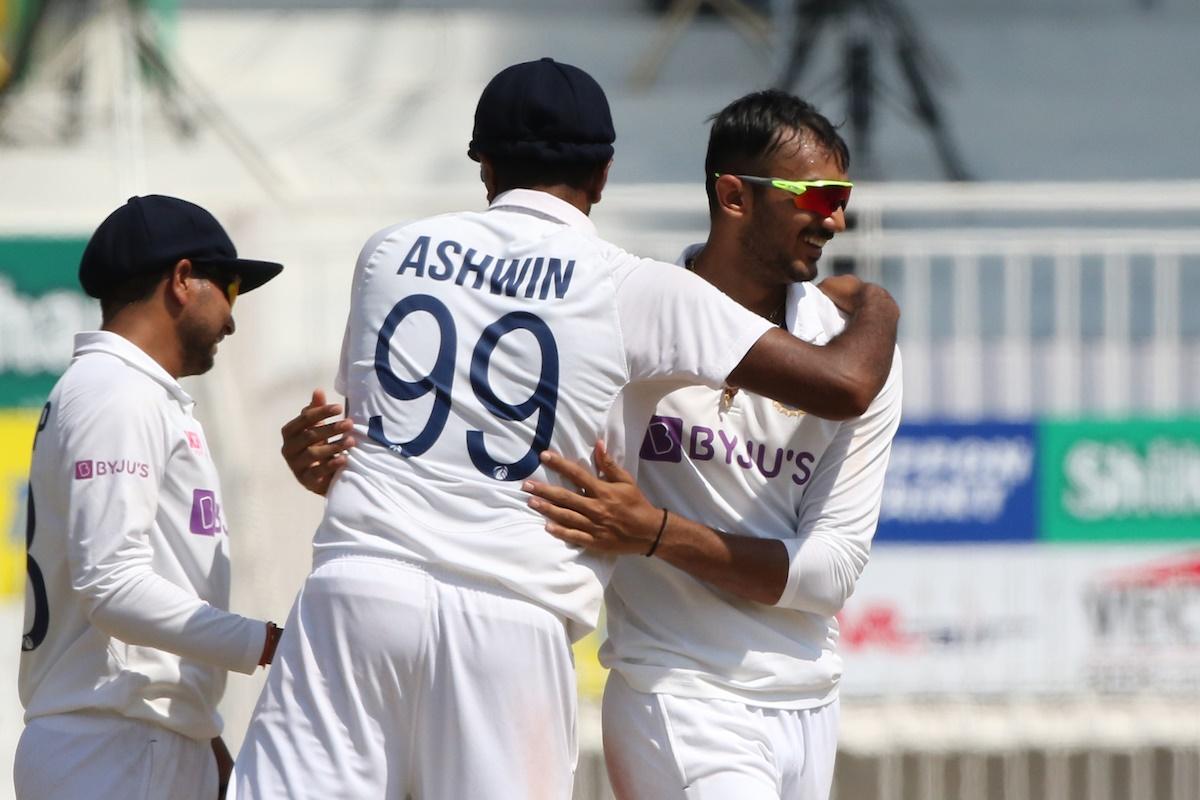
[639,416,683,463]
[189,489,223,536]
[72,459,150,479]
[638,416,816,484]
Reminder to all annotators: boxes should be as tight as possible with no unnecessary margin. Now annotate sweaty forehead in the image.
[762,128,849,182]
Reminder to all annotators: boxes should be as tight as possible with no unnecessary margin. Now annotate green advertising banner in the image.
[0,236,96,408]
[1,236,91,597]
[1,0,38,90]
[1040,418,1200,542]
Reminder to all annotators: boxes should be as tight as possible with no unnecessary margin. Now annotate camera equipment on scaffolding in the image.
[776,0,971,181]
[0,0,283,196]
[628,0,773,89]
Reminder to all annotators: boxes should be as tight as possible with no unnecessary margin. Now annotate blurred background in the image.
[2,1,1199,798]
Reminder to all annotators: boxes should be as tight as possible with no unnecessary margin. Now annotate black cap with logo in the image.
[468,57,615,164]
[79,195,284,298]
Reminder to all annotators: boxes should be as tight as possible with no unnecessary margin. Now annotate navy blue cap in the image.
[79,195,284,298]
[468,58,615,164]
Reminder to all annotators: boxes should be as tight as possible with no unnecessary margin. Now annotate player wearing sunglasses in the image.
[726,176,853,218]
[192,267,243,308]
[524,90,903,800]
[15,196,284,800]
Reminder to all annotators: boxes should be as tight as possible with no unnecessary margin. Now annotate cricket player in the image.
[525,91,903,799]
[239,60,898,800]
[15,195,286,800]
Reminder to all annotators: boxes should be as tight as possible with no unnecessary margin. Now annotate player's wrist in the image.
[258,621,283,666]
[644,508,669,557]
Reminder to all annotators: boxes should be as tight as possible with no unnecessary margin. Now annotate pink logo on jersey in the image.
[186,431,203,451]
[189,489,223,536]
[75,459,151,479]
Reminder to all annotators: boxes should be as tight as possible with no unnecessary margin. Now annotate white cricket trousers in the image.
[231,555,578,800]
[13,712,218,800]
[602,672,839,800]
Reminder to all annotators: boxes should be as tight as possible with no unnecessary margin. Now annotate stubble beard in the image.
[178,316,218,377]
[738,225,817,287]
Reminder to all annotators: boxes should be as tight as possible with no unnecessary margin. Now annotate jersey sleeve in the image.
[775,348,903,616]
[60,387,265,675]
[615,259,774,388]
[335,224,404,395]
[334,315,352,397]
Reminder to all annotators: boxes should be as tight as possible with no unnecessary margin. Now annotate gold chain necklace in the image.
[685,259,786,409]
[685,257,785,327]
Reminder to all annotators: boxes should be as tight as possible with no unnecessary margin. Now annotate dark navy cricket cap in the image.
[468,57,615,164]
[79,195,284,298]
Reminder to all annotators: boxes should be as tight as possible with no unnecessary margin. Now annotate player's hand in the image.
[523,442,663,556]
[280,389,356,496]
[816,273,866,313]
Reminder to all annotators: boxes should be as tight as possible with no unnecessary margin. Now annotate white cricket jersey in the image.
[319,190,774,641]
[602,248,903,708]
[19,332,266,741]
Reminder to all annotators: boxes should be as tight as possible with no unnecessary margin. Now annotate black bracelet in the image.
[645,508,669,557]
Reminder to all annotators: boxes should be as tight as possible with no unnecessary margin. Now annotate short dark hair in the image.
[488,156,608,195]
[99,267,170,324]
[704,90,850,211]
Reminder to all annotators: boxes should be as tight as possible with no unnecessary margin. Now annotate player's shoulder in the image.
[884,344,904,390]
[616,252,694,285]
[787,281,847,343]
[355,213,462,263]
[860,344,904,420]
[55,353,163,421]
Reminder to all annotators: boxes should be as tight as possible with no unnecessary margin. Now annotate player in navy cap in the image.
[467,57,616,164]
[15,196,284,800]
[235,61,898,800]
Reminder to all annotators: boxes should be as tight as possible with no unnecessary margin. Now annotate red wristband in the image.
[259,621,283,666]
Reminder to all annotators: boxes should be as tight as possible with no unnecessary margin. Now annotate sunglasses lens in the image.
[792,185,851,217]
[226,276,242,306]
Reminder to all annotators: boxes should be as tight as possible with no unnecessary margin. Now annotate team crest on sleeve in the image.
[73,459,150,479]
[186,431,203,451]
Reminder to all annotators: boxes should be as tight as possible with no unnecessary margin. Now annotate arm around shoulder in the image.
[728,281,898,419]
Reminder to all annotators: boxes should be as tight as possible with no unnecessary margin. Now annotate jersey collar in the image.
[488,188,597,236]
[72,331,195,408]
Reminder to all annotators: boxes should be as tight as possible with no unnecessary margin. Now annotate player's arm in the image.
[726,277,897,418]
[524,443,787,604]
[280,235,371,497]
[280,389,356,496]
[526,356,902,608]
[771,350,902,615]
[619,262,897,421]
[62,390,268,674]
